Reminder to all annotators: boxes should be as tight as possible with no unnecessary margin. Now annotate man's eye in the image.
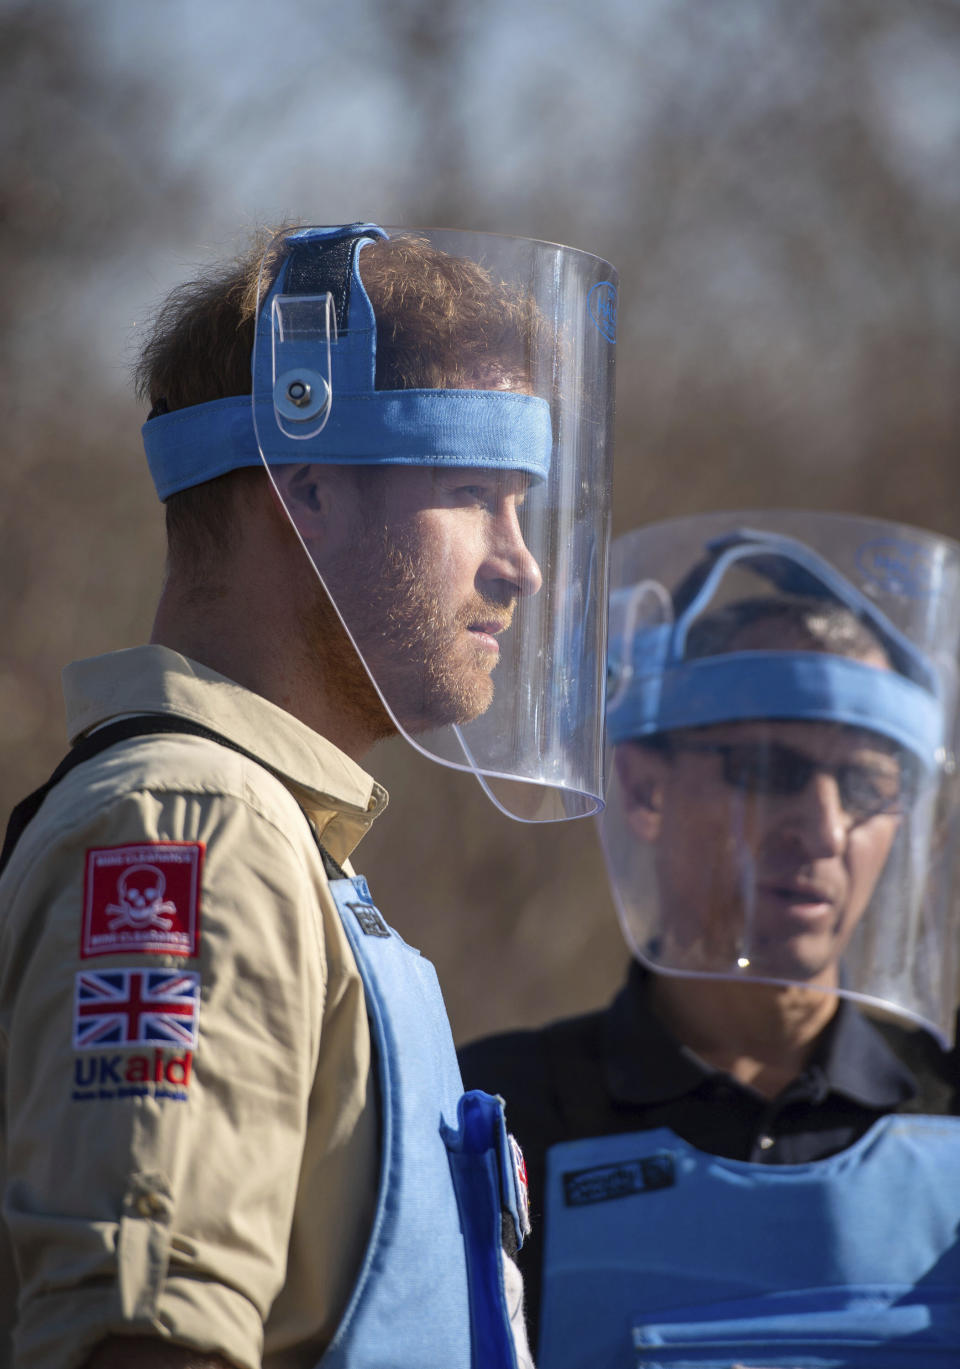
[850,770,900,800]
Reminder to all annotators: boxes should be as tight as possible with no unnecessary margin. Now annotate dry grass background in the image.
[4,0,960,1045]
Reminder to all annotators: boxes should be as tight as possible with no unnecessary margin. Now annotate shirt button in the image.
[136,1192,166,1218]
[757,1134,775,1151]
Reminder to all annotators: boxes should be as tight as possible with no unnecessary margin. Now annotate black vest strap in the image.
[0,715,347,882]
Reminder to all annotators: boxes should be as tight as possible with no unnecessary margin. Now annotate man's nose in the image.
[480,503,543,598]
[781,772,850,857]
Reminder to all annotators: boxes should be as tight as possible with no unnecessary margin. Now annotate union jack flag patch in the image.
[73,969,200,1050]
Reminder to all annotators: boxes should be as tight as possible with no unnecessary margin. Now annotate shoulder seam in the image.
[1,748,324,908]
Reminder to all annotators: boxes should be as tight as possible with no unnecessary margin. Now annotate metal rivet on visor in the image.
[274,368,330,423]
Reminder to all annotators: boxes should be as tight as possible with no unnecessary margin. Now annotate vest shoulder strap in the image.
[0,714,345,882]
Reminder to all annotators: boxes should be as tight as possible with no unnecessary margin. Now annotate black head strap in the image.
[282,229,370,334]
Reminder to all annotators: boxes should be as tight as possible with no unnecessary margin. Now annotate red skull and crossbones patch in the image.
[81,842,203,959]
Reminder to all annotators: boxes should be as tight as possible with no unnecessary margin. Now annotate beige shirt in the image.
[0,646,387,1369]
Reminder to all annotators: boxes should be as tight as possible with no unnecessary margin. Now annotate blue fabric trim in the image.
[142,390,553,499]
[143,397,260,498]
[443,1091,519,1369]
[607,648,944,764]
[325,873,479,1367]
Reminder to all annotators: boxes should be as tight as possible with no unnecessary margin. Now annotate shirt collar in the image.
[603,962,711,1105]
[603,960,918,1109]
[62,645,388,865]
[811,998,918,1108]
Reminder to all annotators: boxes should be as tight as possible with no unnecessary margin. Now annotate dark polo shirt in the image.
[459,961,959,1351]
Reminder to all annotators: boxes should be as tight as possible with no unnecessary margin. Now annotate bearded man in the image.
[0,223,617,1369]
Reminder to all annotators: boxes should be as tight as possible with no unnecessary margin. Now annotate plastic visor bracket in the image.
[689,530,940,693]
[606,583,674,717]
[269,291,336,440]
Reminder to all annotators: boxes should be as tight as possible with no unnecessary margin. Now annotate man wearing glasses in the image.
[461,516,960,1369]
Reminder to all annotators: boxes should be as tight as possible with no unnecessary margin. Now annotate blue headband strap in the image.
[607,647,943,764]
[142,391,553,500]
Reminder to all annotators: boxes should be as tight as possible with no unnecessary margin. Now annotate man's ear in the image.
[270,464,328,537]
[614,742,667,844]
[271,464,360,549]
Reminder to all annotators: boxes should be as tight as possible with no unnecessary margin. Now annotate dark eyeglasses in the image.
[671,739,916,822]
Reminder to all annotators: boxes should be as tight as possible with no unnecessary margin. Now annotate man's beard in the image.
[308,517,515,738]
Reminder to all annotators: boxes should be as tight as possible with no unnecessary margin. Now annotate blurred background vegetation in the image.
[4,0,960,1042]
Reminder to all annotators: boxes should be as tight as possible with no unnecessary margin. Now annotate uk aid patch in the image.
[73,969,200,1049]
[81,841,203,958]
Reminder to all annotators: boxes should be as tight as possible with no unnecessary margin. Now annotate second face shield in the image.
[601,511,960,1042]
[252,225,617,822]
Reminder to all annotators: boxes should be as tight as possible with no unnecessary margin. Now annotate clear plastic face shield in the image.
[250,224,617,821]
[601,512,960,1042]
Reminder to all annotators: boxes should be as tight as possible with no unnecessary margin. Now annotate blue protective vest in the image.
[321,873,526,1369]
[538,1116,960,1369]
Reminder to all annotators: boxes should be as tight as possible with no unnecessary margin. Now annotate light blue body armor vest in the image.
[320,874,526,1369]
[538,1116,960,1369]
